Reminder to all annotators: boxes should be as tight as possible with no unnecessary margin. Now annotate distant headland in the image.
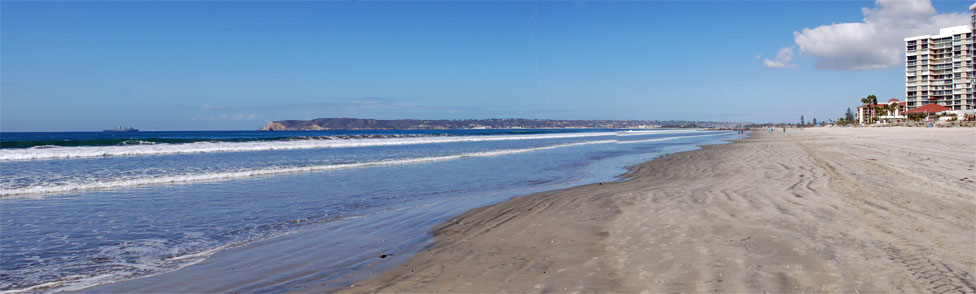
[259,118,739,130]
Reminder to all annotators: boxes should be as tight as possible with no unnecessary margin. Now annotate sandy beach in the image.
[345,127,976,293]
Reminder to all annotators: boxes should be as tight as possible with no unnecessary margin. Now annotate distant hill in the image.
[259,118,740,130]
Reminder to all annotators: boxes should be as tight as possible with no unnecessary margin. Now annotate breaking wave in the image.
[0,132,731,197]
[0,134,437,149]
[0,140,617,196]
[0,132,618,162]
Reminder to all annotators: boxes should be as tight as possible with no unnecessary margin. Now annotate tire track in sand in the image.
[794,137,976,294]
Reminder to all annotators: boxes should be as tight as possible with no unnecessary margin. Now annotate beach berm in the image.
[345,127,976,293]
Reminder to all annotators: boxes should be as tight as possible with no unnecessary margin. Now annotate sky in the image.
[1,0,973,131]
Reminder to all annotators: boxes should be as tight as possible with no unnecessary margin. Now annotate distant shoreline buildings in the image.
[258,118,746,130]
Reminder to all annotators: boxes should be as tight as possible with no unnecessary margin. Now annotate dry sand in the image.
[346,127,976,293]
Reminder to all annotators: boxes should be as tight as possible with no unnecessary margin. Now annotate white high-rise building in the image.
[904,19,974,111]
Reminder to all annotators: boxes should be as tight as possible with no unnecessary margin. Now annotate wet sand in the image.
[345,127,976,293]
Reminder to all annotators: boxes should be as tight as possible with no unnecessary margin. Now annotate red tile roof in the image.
[888,98,899,102]
[904,103,951,114]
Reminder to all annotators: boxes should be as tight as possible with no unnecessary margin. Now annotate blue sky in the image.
[1,1,973,131]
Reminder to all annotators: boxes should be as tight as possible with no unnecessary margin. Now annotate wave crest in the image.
[0,132,621,162]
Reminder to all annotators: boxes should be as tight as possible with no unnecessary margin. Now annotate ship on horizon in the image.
[103,126,139,132]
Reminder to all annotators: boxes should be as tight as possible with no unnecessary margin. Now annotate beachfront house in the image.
[857,98,906,124]
[904,103,953,121]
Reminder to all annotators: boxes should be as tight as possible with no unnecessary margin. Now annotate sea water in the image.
[0,129,737,292]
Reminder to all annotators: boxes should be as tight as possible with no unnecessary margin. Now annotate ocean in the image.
[0,129,738,293]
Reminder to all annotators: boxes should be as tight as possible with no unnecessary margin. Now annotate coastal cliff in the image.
[259,118,736,130]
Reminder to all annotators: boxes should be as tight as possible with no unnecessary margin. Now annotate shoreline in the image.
[71,132,737,293]
[341,127,975,293]
[332,135,746,293]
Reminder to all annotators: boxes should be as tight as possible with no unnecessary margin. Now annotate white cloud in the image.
[788,0,968,70]
[762,46,796,68]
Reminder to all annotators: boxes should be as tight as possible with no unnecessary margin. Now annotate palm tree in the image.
[860,96,871,106]
[860,95,878,123]
[876,102,896,123]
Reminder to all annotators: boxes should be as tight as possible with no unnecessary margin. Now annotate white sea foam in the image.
[0,140,617,196]
[615,129,707,136]
[0,132,619,162]
[0,238,229,294]
[0,132,732,197]
[617,132,729,144]
[0,273,122,294]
